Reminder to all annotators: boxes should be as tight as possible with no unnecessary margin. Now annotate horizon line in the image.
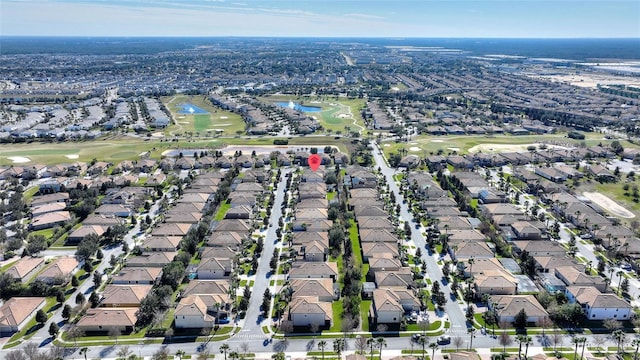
[1,35,639,40]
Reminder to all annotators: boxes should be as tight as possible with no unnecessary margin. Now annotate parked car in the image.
[437,335,451,345]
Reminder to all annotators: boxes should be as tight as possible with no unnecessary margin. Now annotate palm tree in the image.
[579,337,588,360]
[318,340,328,360]
[572,337,581,360]
[613,329,627,354]
[80,347,88,360]
[367,338,376,360]
[220,343,230,360]
[335,338,346,359]
[429,342,439,360]
[176,350,186,360]
[618,270,625,295]
[417,336,428,360]
[467,328,476,351]
[376,337,387,360]
[632,338,640,360]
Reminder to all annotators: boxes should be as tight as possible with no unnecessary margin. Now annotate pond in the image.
[177,103,209,114]
[275,101,321,113]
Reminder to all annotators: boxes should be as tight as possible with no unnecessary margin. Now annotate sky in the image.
[1,0,639,38]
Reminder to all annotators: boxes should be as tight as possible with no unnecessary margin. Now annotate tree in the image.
[220,343,230,360]
[514,308,528,329]
[376,337,387,360]
[416,335,428,360]
[62,304,72,321]
[613,329,627,354]
[429,342,439,360]
[80,347,89,360]
[116,345,132,360]
[367,338,376,360]
[75,234,99,263]
[318,340,327,360]
[604,319,623,332]
[499,331,512,354]
[48,322,59,338]
[68,325,84,346]
[355,336,368,355]
[333,338,345,359]
[152,348,170,360]
[108,326,122,345]
[516,335,532,359]
[632,338,640,360]
[272,352,286,360]
[453,336,464,351]
[175,350,186,360]
[35,309,47,325]
[93,271,102,287]
[5,350,26,360]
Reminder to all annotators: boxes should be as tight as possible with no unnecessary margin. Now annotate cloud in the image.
[343,13,384,20]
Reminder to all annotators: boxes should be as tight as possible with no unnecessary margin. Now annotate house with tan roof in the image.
[30,210,71,230]
[294,208,328,221]
[451,241,493,260]
[76,308,137,334]
[197,257,233,279]
[368,257,402,273]
[212,219,251,232]
[565,286,632,320]
[31,202,67,217]
[373,268,414,289]
[182,280,231,297]
[290,279,337,302]
[100,284,153,307]
[206,231,245,249]
[225,205,252,219]
[489,295,549,325]
[357,216,393,230]
[555,266,606,292]
[113,268,162,285]
[511,221,545,240]
[287,296,333,328]
[293,240,328,262]
[511,241,566,257]
[533,256,585,274]
[126,252,176,268]
[142,236,181,252]
[0,297,46,334]
[371,288,420,324]
[458,258,505,278]
[36,256,80,285]
[474,269,518,296]
[174,295,217,328]
[359,229,398,243]
[5,257,45,283]
[293,219,333,232]
[67,225,106,244]
[298,198,329,209]
[362,242,399,262]
[288,262,339,281]
[151,223,193,237]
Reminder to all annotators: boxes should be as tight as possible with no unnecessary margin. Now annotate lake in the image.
[275,101,321,113]
[177,103,209,114]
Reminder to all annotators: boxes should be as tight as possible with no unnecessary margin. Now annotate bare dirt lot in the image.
[583,191,635,218]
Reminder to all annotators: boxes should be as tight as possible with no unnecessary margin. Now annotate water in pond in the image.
[275,101,321,112]
[177,103,209,114]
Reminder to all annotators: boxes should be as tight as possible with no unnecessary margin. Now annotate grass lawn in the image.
[214,203,231,221]
[576,179,640,226]
[31,227,55,240]
[23,186,40,202]
[260,95,367,134]
[328,301,344,333]
[380,132,618,159]
[0,136,350,166]
[360,299,371,331]
[162,94,245,136]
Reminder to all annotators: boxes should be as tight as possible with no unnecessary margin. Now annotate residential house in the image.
[126,252,177,268]
[0,297,47,334]
[489,295,549,325]
[287,296,333,328]
[173,295,217,328]
[35,256,80,285]
[362,242,399,262]
[288,262,339,281]
[76,308,137,334]
[371,288,420,324]
[112,268,162,285]
[5,257,46,283]
[565,286,632,320]
[196,257,233,279]
[100,284,153,307]
[373,268,414,289]
[67,225,106,244]
[142,236,181,252]
[30,211,71,230]
[473,269,518,296]
[555,266,606,292]
[290,279,337,302]
[511,241,566,257]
